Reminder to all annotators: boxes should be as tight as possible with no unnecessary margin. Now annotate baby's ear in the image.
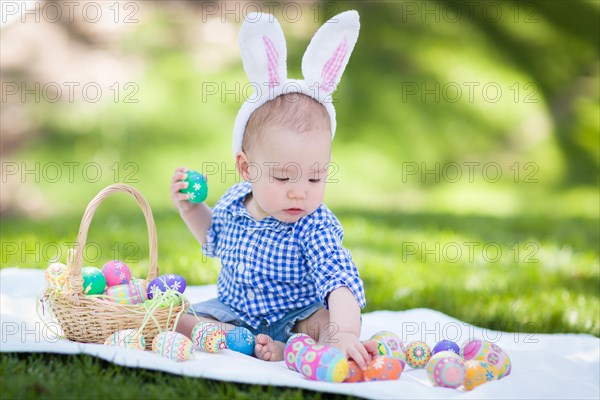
[301,10,360,94]
[234,150,251,181]
[239,13,288,89]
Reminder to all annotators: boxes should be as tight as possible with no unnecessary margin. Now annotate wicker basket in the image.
[44,183,188,349]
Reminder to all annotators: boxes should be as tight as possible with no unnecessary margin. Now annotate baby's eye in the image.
[274,177,289,182]
[309,178,322,183]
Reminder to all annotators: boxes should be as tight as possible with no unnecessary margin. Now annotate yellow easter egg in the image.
[45,262,68,290]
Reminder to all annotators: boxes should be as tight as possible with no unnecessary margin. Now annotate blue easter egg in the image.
[432,340,460,356]
[225,327,255,355]
[147,274,187,299]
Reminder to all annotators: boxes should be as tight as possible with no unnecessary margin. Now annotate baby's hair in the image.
[242,93,331,153]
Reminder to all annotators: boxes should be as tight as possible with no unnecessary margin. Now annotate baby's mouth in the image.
[284,208,303,215]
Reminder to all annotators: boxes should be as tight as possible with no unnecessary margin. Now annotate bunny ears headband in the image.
[232,10,360,156]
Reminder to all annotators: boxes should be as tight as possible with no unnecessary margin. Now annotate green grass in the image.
[0,353,350,400]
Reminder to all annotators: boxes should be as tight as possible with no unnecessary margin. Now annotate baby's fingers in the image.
[171,167,188,183]
[172,181,188,192]
[347,346,369,370]
[174,192,189,202]
[362,339,379,359]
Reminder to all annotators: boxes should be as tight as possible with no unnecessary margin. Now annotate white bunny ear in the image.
[239,13,287,89]
[301,10,360,95]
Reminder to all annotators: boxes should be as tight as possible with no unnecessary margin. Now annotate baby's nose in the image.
[287,184,307,199]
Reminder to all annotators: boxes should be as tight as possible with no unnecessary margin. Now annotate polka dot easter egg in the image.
[463,360,499,391]
[370,331,405,359]
[147,274,187,299]
[343,360,364,383]
[191,322,226,353]
[82,266,106,295]
[180,170,208,204]
[101,260,131,287]
[285,333,316,371]
[461,338,511,378]
[104,280,148,305]
[104,329,145,351]
[152,331,194,362]
[45,262,68,290]
[426,351,465,388]
[296,344,349,383]
[364,356,403,381]
[405,341,431,368]
[432,339,460,356]
[225,326,255,355]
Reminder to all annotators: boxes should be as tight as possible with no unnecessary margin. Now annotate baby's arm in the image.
[170,167,212,244]
[327,287,379,369]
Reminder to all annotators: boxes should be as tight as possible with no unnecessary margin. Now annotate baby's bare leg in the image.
[293,308,334,343]
[254,308,331,362]
[176,314,236,339]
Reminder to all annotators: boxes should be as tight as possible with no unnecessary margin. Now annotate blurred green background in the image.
[1,0,599,337]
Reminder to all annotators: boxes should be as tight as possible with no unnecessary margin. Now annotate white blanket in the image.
[1,268,598,399]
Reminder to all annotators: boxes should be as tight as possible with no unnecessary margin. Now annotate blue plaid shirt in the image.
[202,181,366,329]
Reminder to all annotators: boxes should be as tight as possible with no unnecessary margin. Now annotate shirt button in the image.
[238,263,245,273]
[247,290,255,300]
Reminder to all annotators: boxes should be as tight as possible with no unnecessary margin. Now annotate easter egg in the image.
[147,274,187,299]
[225,326,255,355]
[296,344,349,383]
[191,322,226,353]
[344,360,364,383]
[463,360,499,391]
[432,339,460,356]
[405,341,431,368]
[426,351,465,388]
[101,260,131,287]
[45,262,68,290]
[285,333,316,371]
[180,170,208,204]
[371,331,405,358]
[104,329,145,350]
[364,356,403,381]
[461,338,511,378]
[104,280,148,305]
[82,266,106,295]
[152,331,194,362]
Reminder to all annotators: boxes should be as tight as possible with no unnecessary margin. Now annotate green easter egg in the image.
[180,170,208,204]
[82,266,106,295]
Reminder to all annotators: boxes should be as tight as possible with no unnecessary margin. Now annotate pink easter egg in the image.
[426,351,465,388]
[102,260,131,287]
[461,338,511,378]
[284,333,316,371]
[296,344,348,383]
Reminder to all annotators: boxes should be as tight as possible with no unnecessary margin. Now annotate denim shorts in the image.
[188,298,323,343]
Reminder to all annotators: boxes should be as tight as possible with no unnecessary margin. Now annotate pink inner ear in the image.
[263,35,280,87]
[320,37,348,93]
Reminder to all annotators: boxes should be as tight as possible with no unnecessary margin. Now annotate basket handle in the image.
[69,184,159,294]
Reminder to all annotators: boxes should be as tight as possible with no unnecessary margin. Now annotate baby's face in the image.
[243,125,332,223]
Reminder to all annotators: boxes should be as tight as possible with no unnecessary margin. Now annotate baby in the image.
[170,11,376,368]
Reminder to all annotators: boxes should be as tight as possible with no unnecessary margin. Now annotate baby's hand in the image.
[170,167,200,212]
[326,332,379,370]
